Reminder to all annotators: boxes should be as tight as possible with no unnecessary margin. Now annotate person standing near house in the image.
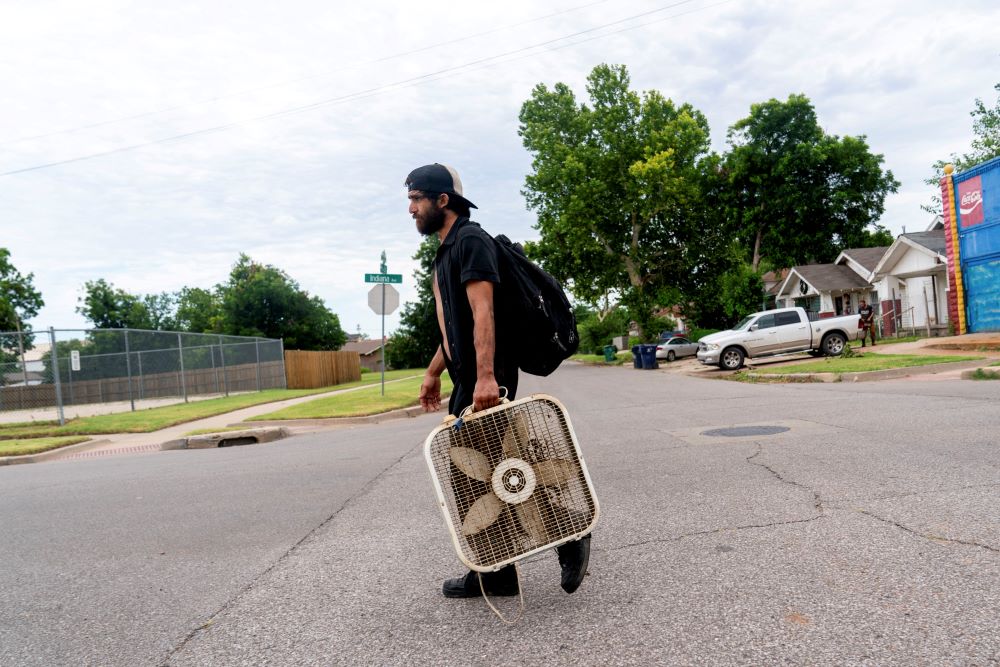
[859,298,877,347]
[406,163,591,599]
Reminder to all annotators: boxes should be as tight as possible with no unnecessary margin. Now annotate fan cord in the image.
[478,563,525,625]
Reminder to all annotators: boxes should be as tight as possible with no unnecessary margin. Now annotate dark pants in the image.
[861,323,876,346]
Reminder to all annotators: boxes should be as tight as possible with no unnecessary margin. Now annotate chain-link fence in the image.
[0,328,286,424]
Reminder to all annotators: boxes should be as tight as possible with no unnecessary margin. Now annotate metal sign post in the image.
[366,251,400,396]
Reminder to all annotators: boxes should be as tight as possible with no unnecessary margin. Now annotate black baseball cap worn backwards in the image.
[405,163,478,209]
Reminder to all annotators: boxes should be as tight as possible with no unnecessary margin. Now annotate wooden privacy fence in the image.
[284,350,361,389]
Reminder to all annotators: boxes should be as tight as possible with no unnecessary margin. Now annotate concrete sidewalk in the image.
[2,376,434,465]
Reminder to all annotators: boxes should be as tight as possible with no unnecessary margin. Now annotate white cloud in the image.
[2,0,998,337]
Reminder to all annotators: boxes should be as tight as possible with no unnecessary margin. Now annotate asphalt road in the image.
[2,364,999,666]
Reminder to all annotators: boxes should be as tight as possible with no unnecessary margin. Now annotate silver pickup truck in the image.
[696,307,860,370]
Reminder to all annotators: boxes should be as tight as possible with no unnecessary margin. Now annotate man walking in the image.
[859,298,877,347]
[406,163,590,599]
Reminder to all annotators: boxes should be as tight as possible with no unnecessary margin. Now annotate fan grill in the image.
[425,395,597,570]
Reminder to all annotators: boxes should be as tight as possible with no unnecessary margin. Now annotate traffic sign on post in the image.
[368,284,399,315]
[365,273,402,284]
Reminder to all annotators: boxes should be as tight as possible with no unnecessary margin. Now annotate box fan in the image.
[424,393,599,618]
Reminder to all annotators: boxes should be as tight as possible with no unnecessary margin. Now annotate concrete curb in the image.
[181,427,291,449]
[0,438,113,466]
[242,404,431,428]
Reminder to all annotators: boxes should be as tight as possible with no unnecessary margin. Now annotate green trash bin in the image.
[602,345,617,362]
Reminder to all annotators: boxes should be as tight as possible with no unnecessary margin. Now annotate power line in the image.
[1,0,732,178]
[0,0,615,147]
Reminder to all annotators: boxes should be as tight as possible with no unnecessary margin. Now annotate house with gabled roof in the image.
[774,247,887,319]
[871,229,949,335]
[771,218,952,335]
[342,339,389,372]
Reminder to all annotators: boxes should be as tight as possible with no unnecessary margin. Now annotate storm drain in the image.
[701,425,790,438]
[217,436,259,447]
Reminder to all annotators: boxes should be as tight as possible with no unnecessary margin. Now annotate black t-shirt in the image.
[433,217,516,391]
[859,304,874,323]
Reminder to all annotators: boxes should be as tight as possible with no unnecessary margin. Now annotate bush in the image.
[686,328,719,342]
[578,309,629,354]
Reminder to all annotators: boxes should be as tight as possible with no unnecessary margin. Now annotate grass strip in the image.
[753,353,981,375]
[0,436,92,457]
[570,352,632,366]
[0,370,425,439]
[250,375,453,420]
[969,368,1000,380]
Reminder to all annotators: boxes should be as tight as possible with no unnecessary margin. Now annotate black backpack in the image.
[493,234,579,376]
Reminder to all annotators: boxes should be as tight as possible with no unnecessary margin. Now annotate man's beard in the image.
[416,205,446,236]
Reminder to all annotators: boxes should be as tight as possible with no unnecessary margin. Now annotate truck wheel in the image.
[719,347,744,370]
[822,333,847,356]
[667,350,676,362]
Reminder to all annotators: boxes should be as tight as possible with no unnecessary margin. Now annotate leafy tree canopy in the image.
[519,63,715,339]
[174,287,221,334]
[218,254,346,350]
[75,255,346,350]
[723,93,899,271]
[1,248,44,330]
[0,248,44,363]
[77,279,172,330]
[925,82,1000,214]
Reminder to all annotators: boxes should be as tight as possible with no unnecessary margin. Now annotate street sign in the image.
[365,273,402,284]
[368,284,399,315]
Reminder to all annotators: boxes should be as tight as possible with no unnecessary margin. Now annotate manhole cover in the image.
[701,425,790,438]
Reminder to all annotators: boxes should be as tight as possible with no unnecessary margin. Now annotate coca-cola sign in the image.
[957,176,984,227]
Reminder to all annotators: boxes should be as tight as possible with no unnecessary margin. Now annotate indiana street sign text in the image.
[365,273,402,284]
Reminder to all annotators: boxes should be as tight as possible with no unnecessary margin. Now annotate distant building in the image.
[342,339,388,372]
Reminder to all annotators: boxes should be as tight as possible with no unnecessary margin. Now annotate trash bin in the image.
[631,345,642,369]
[602,345,617,362]
[639,344,659,370]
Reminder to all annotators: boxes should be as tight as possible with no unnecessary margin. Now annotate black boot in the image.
[442,567,518,598]
[556,535,591,594]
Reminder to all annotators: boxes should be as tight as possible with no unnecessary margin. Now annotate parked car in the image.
[655,336,699,361]
[696,307,861,370]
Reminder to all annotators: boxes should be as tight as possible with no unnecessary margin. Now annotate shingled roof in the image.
[839,247,889,272]
[901,230,946,256]
[342,340,385,356]
[789,264,872,292]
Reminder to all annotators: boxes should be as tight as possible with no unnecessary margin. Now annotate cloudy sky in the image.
[2,0,998,339]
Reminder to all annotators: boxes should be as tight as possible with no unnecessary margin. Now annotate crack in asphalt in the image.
[747,442,825,514]
[608,515,826,552]
[857,509,1000,554]
[828,481,1000,505]
[159,440,424,666]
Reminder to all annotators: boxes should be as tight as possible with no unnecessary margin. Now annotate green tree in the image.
[0,248,45,369]
[174,287,221,333]
[519,64,715,339]
[77,279,153,329]
[925,82,1000,214]
[723,94,899,271]
[387,235,440,369]
[217,254,346,350]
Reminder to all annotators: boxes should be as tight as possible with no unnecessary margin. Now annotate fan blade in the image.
[515,497,549,544]
[461,492,503,536]
[532,459,579,487]
[501,412,530,458]
[450,447,492,482]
